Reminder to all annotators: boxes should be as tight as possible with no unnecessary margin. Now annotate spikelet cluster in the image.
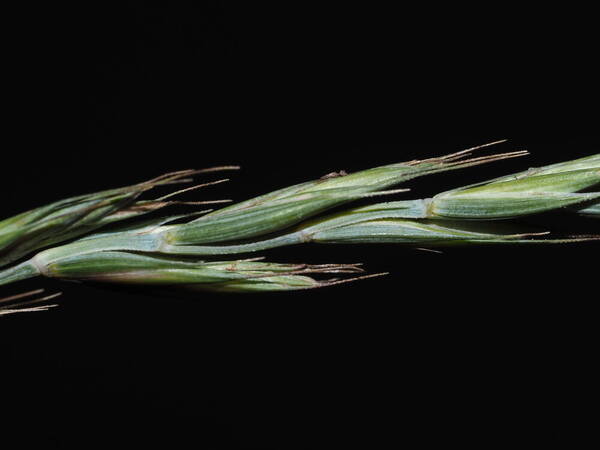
[0,143,597,311]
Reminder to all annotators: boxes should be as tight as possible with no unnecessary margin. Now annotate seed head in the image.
[429,154,600,219]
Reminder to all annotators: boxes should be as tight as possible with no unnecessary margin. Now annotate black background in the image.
[3,2,598,449]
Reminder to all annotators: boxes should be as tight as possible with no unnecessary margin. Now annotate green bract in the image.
[0,168,238,268]
[304,218,584,245]
[430,154,600,219]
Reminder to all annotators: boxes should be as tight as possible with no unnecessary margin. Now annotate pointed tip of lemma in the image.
[445,139,509,159]
[194,165,241,174]
[319,271,389,288]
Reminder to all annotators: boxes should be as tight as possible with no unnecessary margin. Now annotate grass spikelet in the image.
[0,145,597,301]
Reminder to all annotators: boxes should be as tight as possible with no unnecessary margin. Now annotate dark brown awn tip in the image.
[315,272,390,288]
[155,178,195,186]
[309,263,364,269]
[141,166,240,187]
[448,150,529,165]
[0,288,45,304]
[0,305,59,315]
[213,271,387,290]
[194,166,242,174]
[402,150,529,176]
[564,235,600,241]
[0,289,62,316]
[139,169,199,185]
[169,199,234,206]
[438,139,509,160]
[295,263,365,274]
[404,140,508,166]
[416,247,444,254]
[223,263,364,274]
[156,178,230,201]
[1,292,62,309]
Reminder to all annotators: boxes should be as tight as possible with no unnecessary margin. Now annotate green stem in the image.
[0,260,41,286]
